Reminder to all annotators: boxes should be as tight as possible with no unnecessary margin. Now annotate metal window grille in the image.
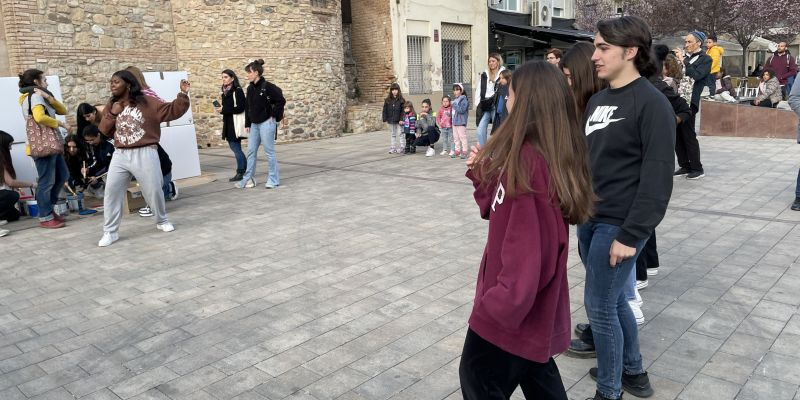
[441,23,472,87]
[311,0,327,7]
[407,36,431,94]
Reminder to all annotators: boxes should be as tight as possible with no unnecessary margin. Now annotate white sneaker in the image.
[647,267,658,276]
[98,232,119,247]
[157,222,175,232]
[0,228,8,237]
[632,288,643,308]
[629,300,645,325]
[138,206,153,217]
[425,147,435,157]
[440,150,448,156]
[235,178,256,189]
[0,220,7,226]
[636,280,649,290]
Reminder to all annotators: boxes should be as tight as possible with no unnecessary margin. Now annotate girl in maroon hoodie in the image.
[460,61,595,400]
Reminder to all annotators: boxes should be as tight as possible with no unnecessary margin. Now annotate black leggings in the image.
[459,329,568,400]
[0,189,21,222]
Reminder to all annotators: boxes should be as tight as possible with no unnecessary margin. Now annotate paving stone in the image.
[738,376,799,400]
[754,352,800,385]
[679,373,741,400]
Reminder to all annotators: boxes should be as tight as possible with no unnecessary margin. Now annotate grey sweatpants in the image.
[103,146,168,233]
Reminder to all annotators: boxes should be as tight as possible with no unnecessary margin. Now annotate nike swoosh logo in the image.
[586,118,625,135]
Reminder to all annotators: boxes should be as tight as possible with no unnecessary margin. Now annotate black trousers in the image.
[459,329,568,400]
[754,99,774,108]
[636,232,659,281]
[404,133,416,152]
[0,189,21,222]
[675,104,703,172]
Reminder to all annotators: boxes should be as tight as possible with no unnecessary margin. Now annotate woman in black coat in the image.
[215,69,247,181]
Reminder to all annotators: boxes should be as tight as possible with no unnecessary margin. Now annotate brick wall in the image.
[349,0,395,103]
[1,0,347,145]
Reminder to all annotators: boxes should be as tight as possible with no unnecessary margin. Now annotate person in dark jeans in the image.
[577,16,675,400]
[674,31,709,180]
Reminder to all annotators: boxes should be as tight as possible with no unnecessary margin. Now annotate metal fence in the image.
[407,35,432,94]
[441,23,472,89]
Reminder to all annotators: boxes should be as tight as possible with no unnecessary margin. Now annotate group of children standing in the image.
[381,74,511,159]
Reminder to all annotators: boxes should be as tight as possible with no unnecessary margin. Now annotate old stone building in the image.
[0,0,347,145]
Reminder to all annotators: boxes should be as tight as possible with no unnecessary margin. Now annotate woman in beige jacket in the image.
[753,68,782,107]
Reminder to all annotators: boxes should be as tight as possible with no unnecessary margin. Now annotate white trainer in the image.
[636,280,649,290]
[0,228,9,237]
[157,222,175,232]
[632,288,643,308]
[647,267,658,276]
[629,300,645,325]
[425,147,435,157]
[98,232,119,247]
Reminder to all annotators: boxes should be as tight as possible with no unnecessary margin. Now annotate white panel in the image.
[407,20,429,37]
[142,71,194,127]
[10,142,38,184]
[158,125,201,180]
[0,76,66,144]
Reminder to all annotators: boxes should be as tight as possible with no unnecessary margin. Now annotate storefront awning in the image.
[491,22,595,45]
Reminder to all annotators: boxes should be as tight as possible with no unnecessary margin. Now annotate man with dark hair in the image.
[578,15,675,400]
[766,41,797,97]
[545,48,563,65]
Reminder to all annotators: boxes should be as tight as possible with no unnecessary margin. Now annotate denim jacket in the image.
[451,95,469,126]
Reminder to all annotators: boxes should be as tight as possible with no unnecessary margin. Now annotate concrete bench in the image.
[699,100,798,139]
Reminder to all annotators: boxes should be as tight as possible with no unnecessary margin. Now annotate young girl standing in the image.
[459,61,595,400]
[382,83,405,153]
[401,101,417,154]
[437,96,453,156]
[451,83,469,159]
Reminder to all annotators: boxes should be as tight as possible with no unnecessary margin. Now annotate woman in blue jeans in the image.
[18,69,71,229]
[215,69,247,182]
[236,59,286,190]
[474,53,506,146]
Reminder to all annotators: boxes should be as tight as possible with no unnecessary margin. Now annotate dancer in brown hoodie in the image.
[96,70,190,247]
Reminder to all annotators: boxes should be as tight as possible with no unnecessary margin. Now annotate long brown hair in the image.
[0,131,16,184]
[560,42,607,117]
[471,61,595,224]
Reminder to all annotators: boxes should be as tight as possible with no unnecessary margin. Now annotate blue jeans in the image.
[228,140,246,173]
[162,172,172,201]
[241,119,279,187]
[33,154,69,221]
[477,106,495,146]
[578,222,647,399]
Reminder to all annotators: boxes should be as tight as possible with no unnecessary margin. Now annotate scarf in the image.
[222,83,232,97]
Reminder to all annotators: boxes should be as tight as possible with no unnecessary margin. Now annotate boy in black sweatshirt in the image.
[577,16,675,400]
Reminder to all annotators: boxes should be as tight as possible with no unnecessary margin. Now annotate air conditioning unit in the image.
[530,0,553,28]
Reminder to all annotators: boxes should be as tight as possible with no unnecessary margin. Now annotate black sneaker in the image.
[586,391,621,400]
[589,368,654,398]
[791,198,800,211]
[575,323,591,337]
[686,170,705,180]
[565,338,596,358]
[229,173,243,182]
[673,167,690,176]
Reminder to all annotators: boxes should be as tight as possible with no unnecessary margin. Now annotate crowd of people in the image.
[0,60,285,242]
[444,15,782,400]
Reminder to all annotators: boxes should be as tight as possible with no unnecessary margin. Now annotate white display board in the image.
[142,71,194,128]
[159,125,201,180]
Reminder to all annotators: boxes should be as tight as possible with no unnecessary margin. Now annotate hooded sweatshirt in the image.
[584,77,676,247]
[766,51,798,85]
[465,142,571,363]
[99,93,190,148]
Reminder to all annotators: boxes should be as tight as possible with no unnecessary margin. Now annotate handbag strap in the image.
[233,90,237,109]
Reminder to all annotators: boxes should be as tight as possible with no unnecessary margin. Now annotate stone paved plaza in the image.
[1,131,800,400]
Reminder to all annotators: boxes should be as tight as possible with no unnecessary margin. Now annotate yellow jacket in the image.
[706,46,724,74]
[18,93,67,129]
